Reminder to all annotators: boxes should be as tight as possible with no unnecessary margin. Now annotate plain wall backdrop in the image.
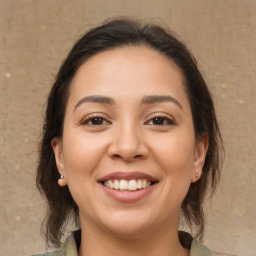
[0,1,255,255]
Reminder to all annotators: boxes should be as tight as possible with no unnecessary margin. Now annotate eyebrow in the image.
[141,95,183,109]
[74,95,115,111]
[74,94,183,111]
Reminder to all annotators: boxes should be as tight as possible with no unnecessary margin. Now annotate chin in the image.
[97,210,159,239]
[105,222,153,239]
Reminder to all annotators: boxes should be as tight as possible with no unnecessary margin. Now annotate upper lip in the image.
[97,172,158,182]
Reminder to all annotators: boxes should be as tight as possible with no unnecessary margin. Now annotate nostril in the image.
[134,154,143,158]
[111,153,144,161]
[112,154,121,159]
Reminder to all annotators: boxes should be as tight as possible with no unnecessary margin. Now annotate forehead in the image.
[68,46,189,108]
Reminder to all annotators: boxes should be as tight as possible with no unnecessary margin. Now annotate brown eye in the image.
[82,117,110,126]
[148,116,175,125]
[91,117,104,125]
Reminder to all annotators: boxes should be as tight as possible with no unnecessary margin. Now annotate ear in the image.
[51,137,67,186]
[191,133,208,183]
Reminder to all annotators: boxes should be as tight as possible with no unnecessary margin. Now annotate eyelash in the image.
[81,115,176,126]
[81,115,111,126]
[145,116,176,126]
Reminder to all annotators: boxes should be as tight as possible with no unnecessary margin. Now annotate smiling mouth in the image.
[103,179,156,191]
[98,172,158,192]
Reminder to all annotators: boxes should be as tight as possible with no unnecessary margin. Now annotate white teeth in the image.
[104,180,109,187]
[120,180,129,190]
[137,179,143,189]
[114,179,120,189]
[128,180,137,190]
[103,179,152,191]
[109,180,114,189]
[142,179,147,189]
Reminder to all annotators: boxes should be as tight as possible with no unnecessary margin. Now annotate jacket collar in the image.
[60,230,211,256]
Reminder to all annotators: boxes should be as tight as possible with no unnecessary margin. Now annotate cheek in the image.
[61,131,109,214]
[151,131,195,173]
[62,130,107,181]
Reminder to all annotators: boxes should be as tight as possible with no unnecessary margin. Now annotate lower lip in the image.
[100,183,157,202]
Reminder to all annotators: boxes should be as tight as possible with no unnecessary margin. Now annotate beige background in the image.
[0,0,255,255]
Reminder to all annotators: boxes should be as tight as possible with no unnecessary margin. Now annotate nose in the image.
[108,123,149,162]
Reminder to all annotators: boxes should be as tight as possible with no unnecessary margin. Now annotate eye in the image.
[81,116,111,126]
[146,116,176,125]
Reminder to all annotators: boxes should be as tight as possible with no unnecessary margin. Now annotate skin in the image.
[52,46,208,256]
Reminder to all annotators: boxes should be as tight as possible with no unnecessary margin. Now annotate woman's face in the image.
[52,46,207,237]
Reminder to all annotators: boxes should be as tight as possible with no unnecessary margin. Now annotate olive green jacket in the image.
[31,230,211,256]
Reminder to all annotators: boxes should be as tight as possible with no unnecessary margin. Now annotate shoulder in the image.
[190,240,211,256]
[29,230,80,256]
[29,250,61,256]
[178,231,211,255]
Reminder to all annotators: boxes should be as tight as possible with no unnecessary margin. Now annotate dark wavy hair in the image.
[36,18,223,247]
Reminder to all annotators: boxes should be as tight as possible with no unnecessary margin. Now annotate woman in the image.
[34,18,223,256]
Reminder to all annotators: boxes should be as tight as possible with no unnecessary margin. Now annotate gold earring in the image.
[195,173,201,179]
[58,175,66,186]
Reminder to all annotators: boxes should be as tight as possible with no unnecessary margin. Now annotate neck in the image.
[78,220,189,256]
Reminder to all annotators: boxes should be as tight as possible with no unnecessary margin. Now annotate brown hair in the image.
[36,18,223,247]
